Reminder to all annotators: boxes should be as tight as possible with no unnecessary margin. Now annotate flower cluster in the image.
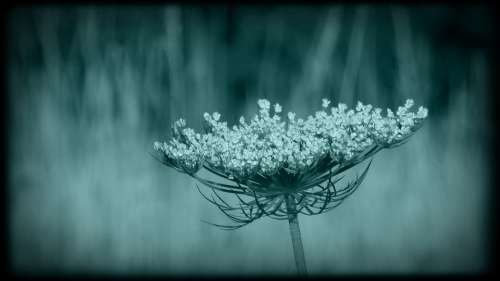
[154,98,427,178]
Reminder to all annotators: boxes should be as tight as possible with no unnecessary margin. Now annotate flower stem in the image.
[285,195,308,276]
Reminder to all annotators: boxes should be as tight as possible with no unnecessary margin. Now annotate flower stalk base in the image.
[286,195,308,276]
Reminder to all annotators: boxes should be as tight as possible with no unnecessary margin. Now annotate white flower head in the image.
[203,112,210,121]
[175,118,186,127]
[274,103,282,113]
[322,98,331,108]
[386,108,395,118]
[213,112,221,121]
[153,141,162,151]
[405,99,415,109]
[155,98,428,178]
[356,101,363,111]
[258,99,271,111]
[417,106,428,119]
[337,103,347,112]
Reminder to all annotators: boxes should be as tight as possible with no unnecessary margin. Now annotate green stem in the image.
[285,195,308,276]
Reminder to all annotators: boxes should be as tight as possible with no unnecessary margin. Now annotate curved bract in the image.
[152,98,427,229]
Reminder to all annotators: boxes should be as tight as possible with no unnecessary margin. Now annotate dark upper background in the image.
[6,4,496,275]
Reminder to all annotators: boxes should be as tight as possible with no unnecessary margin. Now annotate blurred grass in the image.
[7,5,492,275]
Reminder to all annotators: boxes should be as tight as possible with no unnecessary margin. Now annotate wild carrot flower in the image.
[152,98,427,275]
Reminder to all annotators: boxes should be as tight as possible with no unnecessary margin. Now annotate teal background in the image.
[7,5,494,275]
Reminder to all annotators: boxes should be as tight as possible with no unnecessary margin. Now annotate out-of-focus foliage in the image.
[7,5,493,275]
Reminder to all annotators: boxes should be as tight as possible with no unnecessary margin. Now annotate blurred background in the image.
[6,4,495,275]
